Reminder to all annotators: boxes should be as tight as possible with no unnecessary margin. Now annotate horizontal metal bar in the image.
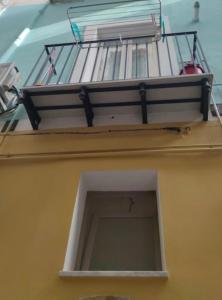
[67,0,160,10]
[35,98,201,111]
[69,8,160,19]
[44,32,197,49]
[27,80,203,96]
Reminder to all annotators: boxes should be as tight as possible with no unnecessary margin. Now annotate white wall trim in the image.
[61,170,167,277]
[59,270,169,278]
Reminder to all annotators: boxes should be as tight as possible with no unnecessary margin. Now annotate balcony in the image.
[21,0,213,130]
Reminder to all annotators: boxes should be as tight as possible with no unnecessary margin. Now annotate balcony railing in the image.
[22,30,213,130]
[24,31,210,88]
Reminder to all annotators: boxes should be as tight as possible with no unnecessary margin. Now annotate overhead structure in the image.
[21,1,213,131]
[67,0,162,45]
[22,74,212,130]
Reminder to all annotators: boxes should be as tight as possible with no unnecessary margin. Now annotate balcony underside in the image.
[22,74,213,130]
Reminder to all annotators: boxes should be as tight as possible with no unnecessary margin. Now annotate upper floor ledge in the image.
[18,27,213,131]
[0,30,214,132]
[0,0,216,131]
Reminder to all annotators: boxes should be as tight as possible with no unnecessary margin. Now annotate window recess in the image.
[60,170,168,278]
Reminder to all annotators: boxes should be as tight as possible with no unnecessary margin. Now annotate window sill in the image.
[59,270,168,278]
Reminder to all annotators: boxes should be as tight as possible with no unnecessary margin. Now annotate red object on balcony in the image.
[180,63,205,75]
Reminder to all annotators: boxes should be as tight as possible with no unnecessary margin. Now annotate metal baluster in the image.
[175,35,184,71]
[196,37,210,73]
[146,42,149,78]
[155,40,161,76]
[112,45,118,80]
[90,43,100,82]
[57,44,75,84]
[124,41,128,80]
[33,47,54,85]
[46,46,64,85]
[102,45,109,81]
[24,48,45,86]
[135,43,138,79]
[166,36,173,76]
[68,47,81,83]
[79,44,91,83]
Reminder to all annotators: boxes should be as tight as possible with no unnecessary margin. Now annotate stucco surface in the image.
[0,122,222,299]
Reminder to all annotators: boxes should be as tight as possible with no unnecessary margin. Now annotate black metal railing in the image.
[24,31,211,87]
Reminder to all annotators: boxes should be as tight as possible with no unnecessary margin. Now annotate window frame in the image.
[59,170,168,278]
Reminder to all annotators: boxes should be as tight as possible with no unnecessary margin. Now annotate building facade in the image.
[0,1,222,299]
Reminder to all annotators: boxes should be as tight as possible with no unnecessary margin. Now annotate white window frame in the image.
[59,170,168,278]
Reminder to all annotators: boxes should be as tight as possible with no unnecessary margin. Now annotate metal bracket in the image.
[45,46,57,75]
[22,93,41,130]
[79,87,94,127]
[139,83,148,124]
[201,78,211,121]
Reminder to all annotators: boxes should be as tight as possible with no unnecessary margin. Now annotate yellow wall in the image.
[1,121,222,300]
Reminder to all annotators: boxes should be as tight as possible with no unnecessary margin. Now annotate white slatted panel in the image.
[81,44,98,82]
[126,43,133,79]
[103,46,116,81]
[157,39,172,76]
[70,47,89,83]
[148,42,160,77]
[92,44,104,82]
[119,44,127,80]
[96,46,108,82]
[137,43,148,78]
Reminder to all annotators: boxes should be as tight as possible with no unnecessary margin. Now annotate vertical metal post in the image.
[90,43,100,82]
[45,46,57,75]
[68,47,80,83]
[139,83,148,124]
[22,92,41,130]
[156,40,161,76]
[79,87,94,127]
[24,48,45,86]
[79,45,91,83]
[124,41,128,80]
[146,42,149,78]
[135,43,138,79]
[192,32,197,64]
[57,44,75,84]
[102,46,109,81]
[46,46,64,84]
[166,36,173,75]
[201,78,211,121]
[197,37,211,73]
[112,45,118,80]
[175,35,184,71]
[33,49,53,85]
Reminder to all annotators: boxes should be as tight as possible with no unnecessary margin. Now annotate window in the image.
[60,170,168,278]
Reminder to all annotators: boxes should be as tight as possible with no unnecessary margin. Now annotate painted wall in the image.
[0,121,222,300]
